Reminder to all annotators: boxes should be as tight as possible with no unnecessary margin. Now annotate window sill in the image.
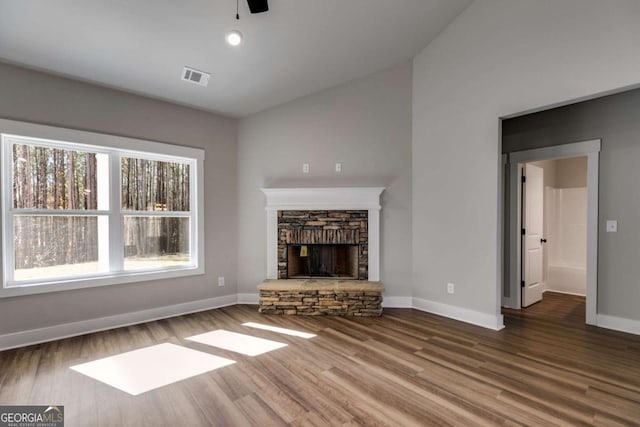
[0,266,205,299]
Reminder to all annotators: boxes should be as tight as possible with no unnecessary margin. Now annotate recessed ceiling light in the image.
[225,30,243,46]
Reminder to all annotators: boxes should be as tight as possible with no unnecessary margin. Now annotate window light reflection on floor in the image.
[69,343,235,395]
[242,322,316,339]
[186,330,287,356]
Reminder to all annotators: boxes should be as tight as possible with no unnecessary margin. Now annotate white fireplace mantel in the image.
[261,187,385,281]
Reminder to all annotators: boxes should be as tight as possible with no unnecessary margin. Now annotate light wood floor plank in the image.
[1,293,639,425]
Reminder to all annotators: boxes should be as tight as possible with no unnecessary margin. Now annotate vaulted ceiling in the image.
[0,0,472,117]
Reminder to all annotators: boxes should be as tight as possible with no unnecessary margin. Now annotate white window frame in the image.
[0,119,205,298]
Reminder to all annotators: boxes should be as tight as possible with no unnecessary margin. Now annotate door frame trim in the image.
[506,139,600,324]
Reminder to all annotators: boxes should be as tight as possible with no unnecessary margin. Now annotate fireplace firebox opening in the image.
[277,209,369,280]
[287,244,359,279]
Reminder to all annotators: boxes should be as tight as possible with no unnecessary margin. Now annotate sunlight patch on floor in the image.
[70,343,235,395]
[242,322,316,339]
[186,330,287,356]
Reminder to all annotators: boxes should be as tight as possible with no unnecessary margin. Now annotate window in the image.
[1,119,204,297]
[121,156,193,272]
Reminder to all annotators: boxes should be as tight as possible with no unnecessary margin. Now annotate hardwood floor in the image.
[1,295,640,426]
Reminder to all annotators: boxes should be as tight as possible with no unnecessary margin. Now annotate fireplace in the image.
[260,188,385,317]
[262,187,384,281]
[287,244,359,279]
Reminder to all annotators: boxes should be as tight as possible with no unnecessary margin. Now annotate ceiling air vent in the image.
[181,66,210,87]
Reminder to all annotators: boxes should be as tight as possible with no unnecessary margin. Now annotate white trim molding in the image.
[0,294,237,351]
[237,293,259,304]
[412,297,505,331]
[382,296,413,308]
[261,187,385,281]
[6,294,640,351]
[261,187,385,210]
[596,314,640,336]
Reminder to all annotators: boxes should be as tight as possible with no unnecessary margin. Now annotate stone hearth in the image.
[258,279,384,316]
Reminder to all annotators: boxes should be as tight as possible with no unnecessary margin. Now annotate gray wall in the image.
[503,88,640,321]
[412,0,640,327]
[0,62,238,334]
[237,62,413,298]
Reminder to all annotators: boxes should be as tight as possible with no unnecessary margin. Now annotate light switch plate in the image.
[302,163,309,173]
[606,220,617,233]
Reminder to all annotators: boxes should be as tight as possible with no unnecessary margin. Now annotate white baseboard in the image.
[237,293,259,304]
[543,289,586,297]
[4,289,637,353]
[382,296,413,308]
[597,314,640,336]
[412,297,505,331]
[501,298,518,309]
[0,294,238,352]
[0,293,515,351]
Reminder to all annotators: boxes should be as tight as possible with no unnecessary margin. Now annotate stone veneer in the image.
[278,210,368,279]
[258,279,383,316]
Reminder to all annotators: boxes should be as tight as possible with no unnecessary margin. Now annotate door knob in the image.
[540,238,547,243]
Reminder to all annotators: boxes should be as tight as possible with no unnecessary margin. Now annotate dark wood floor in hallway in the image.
[1,294,639,426]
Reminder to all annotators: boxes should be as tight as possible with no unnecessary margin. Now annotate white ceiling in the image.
[0,0,471,117]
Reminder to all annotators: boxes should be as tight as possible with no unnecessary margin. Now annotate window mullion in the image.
[109,152,123,272]
[11,209,109,216]
[2,138,13,286]
[120,210,191,217]
[191,159,200,268]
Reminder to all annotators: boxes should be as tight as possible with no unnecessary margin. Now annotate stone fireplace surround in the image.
[277,210,368,280]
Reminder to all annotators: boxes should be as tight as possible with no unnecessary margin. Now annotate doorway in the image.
[522,156,588,308]
[504,140,600,325]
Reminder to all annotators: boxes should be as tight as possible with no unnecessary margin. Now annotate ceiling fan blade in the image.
[247,0,269,14]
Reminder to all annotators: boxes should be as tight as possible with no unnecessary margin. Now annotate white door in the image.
[522,163,544,307]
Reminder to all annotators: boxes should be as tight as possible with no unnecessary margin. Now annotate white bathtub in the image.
[546,264,586,296]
